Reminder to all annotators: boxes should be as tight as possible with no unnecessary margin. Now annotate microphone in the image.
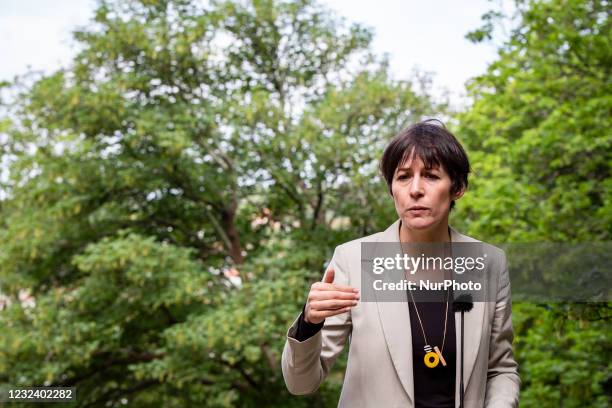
[453,294,473,408]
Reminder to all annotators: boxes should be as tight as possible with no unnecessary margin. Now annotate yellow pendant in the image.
[424,351,439,368]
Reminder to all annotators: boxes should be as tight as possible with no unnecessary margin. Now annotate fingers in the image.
[318,267,359,293]
[309,289,359,301]
[311,281,358,293]
[309,299,358,310]
[323,267,335,283]
[307,306,352,321]
[305,267,360,324]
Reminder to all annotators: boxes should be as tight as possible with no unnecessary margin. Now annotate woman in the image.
[281,120,520,407]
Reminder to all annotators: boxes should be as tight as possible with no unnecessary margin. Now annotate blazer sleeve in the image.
[485,250,521,407]
[281,245,353,395]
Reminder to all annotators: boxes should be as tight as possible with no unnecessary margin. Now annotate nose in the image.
[409,175,425,198]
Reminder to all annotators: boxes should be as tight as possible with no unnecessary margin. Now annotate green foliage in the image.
[456,0,611,242]
[455,1,611,406]
[513,303,611,408]
[0,0,436,406]
[0,0,609,406]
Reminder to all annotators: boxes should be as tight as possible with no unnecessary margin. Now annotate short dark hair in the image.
[379,119,470,210]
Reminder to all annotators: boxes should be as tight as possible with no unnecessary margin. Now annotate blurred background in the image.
[0,0,610,406]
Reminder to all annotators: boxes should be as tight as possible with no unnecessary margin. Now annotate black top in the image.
[409,294,456,408]
[292,297,456,407]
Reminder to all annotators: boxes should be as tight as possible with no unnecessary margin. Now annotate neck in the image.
[399,220,451,243]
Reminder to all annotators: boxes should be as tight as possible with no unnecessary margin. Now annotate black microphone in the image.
[453,294,473,408]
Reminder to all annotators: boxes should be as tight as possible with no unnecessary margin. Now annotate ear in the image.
[452,186,466,201]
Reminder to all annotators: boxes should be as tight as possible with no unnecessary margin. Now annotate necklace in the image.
[399,225,452,369]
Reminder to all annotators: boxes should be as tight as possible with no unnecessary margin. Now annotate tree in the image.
[456,0,611,242]
[0,0,439,406]
[455,1,611,406]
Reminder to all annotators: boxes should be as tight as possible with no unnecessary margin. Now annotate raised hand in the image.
[304,267,359,324]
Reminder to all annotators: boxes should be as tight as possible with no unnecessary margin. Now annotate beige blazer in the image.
[281,220,520,407]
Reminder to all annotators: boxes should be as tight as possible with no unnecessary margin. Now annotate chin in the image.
[402,218,434,231]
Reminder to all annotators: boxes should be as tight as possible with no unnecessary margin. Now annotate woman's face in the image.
[391,153,462,232]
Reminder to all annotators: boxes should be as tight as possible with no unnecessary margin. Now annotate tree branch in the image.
[53,351,166,387]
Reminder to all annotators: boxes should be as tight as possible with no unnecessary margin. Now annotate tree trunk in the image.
[221,205,243,265]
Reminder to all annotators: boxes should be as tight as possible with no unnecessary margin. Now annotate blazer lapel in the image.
[371,219,415,404]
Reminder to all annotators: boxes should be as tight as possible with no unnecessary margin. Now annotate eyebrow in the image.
[396,166,440,172]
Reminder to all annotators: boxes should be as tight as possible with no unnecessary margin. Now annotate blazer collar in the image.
[372,219,484,406]
[376,218,473,244]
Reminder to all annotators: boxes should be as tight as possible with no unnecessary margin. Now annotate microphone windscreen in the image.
[453,293,474,312]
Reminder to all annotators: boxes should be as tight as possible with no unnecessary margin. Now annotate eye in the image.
[397,174,410,180]
[425,173,440,179]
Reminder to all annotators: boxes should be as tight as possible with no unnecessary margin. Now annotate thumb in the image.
[323,267,335,283]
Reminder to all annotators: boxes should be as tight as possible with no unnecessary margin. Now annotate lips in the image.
[408,206,429,211]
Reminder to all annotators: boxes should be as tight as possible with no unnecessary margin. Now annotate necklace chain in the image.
[407,276,449,353]
[399,225,453,354]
